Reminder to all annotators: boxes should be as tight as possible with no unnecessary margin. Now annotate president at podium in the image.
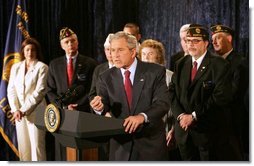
[90,31,170,161]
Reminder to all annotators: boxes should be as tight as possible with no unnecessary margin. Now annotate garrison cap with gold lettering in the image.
[59,27,75,41]
[187,24,209,41]
[210,24,234,36]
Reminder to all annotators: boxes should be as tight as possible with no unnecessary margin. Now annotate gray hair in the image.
[104,33,114,48]
[109,31,137,49]
[179,24,190,37]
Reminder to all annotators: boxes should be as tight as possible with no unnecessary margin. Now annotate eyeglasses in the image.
[186,39,203,44]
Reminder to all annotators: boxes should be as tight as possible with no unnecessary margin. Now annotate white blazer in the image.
[7,60,48,122]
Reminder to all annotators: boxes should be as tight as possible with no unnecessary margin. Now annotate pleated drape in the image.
[0,0,249,70]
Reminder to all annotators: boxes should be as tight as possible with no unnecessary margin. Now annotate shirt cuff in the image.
[139,112,149,123]
[94,109,103,115]
[177,113,184,121]
[192,111,197,120]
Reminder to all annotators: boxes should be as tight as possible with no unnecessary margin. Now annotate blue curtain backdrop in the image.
[0,0,249,69]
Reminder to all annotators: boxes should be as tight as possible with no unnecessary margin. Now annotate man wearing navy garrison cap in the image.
[211,24,249,160]
[170,24,235,160]
[47,27,97,160]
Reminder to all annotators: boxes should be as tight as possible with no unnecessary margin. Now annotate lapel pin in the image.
[201,66,206,71]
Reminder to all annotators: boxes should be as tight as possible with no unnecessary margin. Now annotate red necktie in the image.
[124,70,132,110]
[191,61,198,82]
[67,57,73,87]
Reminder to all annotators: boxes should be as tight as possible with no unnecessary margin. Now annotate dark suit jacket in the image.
[226,51,249,128]
[97,60,169,160]
[170,51,232,157]
[89,62,109,102]
[47,54,97,112]
[225,51,249,156]
[170,51,185,71]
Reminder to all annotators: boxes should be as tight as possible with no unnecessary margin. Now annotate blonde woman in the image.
[139,39,175,147]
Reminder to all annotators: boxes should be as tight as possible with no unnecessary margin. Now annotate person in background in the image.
[170,24,190,71]
[47,27,97,161]
[7,37,47,161]
[90,31,169,160]
[123,23,141,54]
[211,24,249,160]
[138,39,172,85]
[170,24,235,160]
[138,39,181,160]
[123,23,141,42]
[89,33,114,161]
[89,33,114,103]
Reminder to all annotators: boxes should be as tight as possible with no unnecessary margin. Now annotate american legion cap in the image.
[59,27,75,41]
[186,24,209,41]
[210,24,234,36]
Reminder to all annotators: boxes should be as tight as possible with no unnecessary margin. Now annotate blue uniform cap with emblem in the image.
[59,27,75,41]
[186,24,209,41]
[210,24,234,36]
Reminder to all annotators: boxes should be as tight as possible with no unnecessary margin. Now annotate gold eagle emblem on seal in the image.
[44,103,60,132]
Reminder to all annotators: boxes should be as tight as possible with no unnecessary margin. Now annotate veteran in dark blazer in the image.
[90,31,169,161]
[47,27,97,161]
[47,53,97,111]
[211,24,249,160]
[89,33,114,103]
[170,24,234,161]
[47,27,97,112]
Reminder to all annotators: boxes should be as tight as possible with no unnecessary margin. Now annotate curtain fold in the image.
[0,0,249,68]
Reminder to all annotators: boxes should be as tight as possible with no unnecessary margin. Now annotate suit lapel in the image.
[131,61,145,114]
[103,63,109,70]
[60,56,68,89]
[181,56,192,90]
[114,69,130,114]
[72,55,80,85]
[19,61,26,94]
[190,53,210,87]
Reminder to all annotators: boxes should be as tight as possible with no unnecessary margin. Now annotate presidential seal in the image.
[44,103,60,132]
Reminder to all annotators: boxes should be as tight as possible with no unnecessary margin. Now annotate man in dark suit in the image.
[170,24,234,160]
[211,24,249,160]
[89,33,114,161]
[90,31,169,161]
[123,23,141,54]
[89,33,114,103]
[47,27,97,160]
[170,24,190,71]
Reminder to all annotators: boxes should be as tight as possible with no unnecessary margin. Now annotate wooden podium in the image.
[34,108,125,161]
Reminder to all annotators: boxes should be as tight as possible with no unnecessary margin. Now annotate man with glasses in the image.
[90,31,169,160]
[170,24,235,160]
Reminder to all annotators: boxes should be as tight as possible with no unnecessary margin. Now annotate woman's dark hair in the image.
[20,37,43,61]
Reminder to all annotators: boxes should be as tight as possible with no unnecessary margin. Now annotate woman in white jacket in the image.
[7,37,48,161]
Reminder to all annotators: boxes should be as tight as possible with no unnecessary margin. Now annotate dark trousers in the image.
[177,135,208,161]
[54,140,66,161]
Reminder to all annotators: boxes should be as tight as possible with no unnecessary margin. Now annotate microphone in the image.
[61,85,84,105]
[55,85,84,107]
